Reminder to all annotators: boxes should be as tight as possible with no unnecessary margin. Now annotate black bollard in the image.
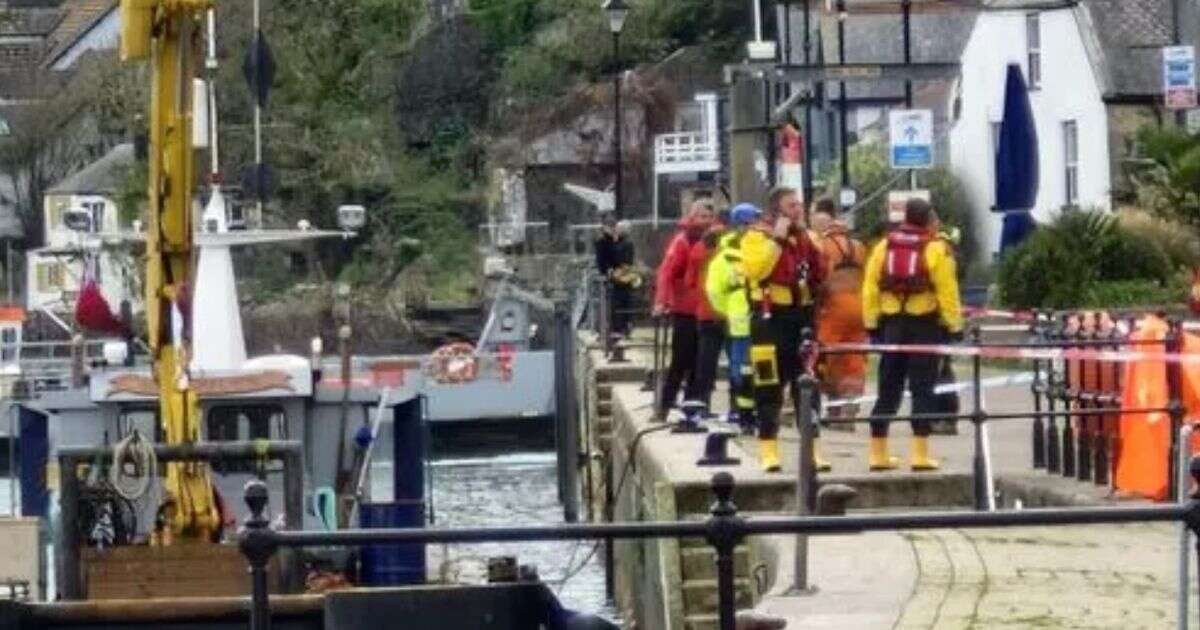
[1187,456,1200,622]
[1167,321,1186,500]
[706,472,744,630]
[240,480,277,630]
[970,327,988,511]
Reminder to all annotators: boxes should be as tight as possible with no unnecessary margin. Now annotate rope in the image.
[109,430,156,501]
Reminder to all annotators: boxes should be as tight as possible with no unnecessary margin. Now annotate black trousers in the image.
[688,320,725,407]
[610,284,634,335]
[870,314,944,438]
[661,314,697,411]
[751,307,803,440]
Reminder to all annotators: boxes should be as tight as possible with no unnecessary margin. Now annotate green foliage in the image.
[1131,125,1200,229]
[484,0,750,104]
[1080,276,1189,309]
[1117,209,1200,270]
[842,142,981,264]
[997,208,1181,309]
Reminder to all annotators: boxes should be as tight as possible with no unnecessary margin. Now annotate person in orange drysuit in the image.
[812,198,868,434]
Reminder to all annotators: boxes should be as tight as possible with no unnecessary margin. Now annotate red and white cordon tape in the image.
[825,342,1200,365]
[964,307,1036,322]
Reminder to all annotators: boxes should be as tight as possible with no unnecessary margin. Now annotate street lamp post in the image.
[604,0,629,218]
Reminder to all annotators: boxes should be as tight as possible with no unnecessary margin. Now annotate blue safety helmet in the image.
[729,203,762,227]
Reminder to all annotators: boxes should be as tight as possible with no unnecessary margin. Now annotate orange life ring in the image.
[429,342,478,384]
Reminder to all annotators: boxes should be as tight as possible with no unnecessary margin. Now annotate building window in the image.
[1026,13,1042,89]
[1063,120,1079,207]
[35,262,64,292]
[206,405,287,474]
[1,327,15,363]
[81,201,105,233]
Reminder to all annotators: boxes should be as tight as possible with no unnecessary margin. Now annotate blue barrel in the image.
[359,500,426,585]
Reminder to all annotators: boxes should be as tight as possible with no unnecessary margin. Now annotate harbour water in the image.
[373,452,614,618]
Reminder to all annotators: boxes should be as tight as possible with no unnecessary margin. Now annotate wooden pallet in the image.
[82,543,275,600]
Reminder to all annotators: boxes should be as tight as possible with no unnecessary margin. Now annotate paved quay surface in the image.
[597,330,1194,628]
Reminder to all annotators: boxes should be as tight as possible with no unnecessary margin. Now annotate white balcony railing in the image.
[654,131,720,174]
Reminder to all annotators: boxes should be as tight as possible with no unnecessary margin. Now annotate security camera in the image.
[63,208,93,232]
[337,204,366,231]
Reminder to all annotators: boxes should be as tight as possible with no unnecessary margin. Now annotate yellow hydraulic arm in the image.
[121,0,219,541]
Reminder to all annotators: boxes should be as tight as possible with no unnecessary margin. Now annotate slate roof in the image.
[41,0,116,68]
[47,143,133,195]
[0,7,63,37]
[1074,0,1191,99]
[817,8,980,100]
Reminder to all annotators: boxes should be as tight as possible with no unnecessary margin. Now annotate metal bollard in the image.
[706,472,744,630]
[241,480,277,630]
[1167,321,1185,501]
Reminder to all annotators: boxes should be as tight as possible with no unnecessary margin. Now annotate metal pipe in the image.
[1061,328,1076,479]
[1179,423,1194,630]
[837,0,850,191]
[1031,315,1046,469]
[800,0,816,207]
[8,401,15,517]
[613,31,624,219]
[1167,321,1186,500]
[1047,323,1062,473]
[57,440,304,463]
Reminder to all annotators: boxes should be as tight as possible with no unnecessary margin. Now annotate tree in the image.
[1130,125,1200,229]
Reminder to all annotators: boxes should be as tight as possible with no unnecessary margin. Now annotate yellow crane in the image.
[119,0,219,542]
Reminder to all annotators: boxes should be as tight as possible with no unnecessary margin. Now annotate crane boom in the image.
[121,0,219,541]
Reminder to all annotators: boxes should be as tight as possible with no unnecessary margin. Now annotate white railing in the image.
[654,131,720,172]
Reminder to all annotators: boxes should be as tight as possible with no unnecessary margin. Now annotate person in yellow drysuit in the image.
[705,203,761,435]
[862,198,963,471]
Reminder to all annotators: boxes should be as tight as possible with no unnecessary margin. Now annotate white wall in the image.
[27,192,132,315]
[950,9,1111,258]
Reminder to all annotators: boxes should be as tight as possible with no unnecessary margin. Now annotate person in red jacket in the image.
[684,214,726,412]
[654,199,715,420]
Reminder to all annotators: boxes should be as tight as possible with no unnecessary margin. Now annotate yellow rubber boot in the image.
[910,437,941,472]
[813,438,832,473]
[868,437,900,472]
[759,438,782,473]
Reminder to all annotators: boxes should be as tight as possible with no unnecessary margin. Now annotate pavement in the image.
[756,523,1195,629]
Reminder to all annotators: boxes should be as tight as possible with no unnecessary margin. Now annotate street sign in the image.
[887,189,930,224]
[889,109,934,169]
[1163,45,1197,111]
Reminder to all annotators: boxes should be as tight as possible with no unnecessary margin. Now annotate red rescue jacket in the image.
[655,228,700,316]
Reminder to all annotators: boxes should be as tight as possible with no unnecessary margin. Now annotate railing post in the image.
[1186,456,1200,628]
[240,480,277,630]
[790,374,818,593]
[1061,318,1076,479]
[1178,425,1195,630]
[1077,329,1095,483]
[706,472,744,630]
[1167,320,1185,501]
[970,326,988,511]
[1031,311,1046,469]
[1046,317,1062,474]
[599,278,613,356]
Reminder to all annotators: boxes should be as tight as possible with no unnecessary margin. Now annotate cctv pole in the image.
[1171,0,1187,127]
[801,0,816,208]
[837,1,850,195]
[902,0,917,190]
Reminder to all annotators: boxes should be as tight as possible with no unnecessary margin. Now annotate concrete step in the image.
[593,416,614,435]
[684,614,718,630]
[681,578,755,614]
[596,384,612,401]
[596,401,613,417]
[680,546,751,581]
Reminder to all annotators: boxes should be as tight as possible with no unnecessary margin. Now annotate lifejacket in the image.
[705,231,751,337]
[880,226,932,296]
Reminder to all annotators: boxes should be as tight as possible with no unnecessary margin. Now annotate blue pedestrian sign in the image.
[889,109,934,169]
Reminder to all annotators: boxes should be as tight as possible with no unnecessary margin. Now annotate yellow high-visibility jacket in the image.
[705,232,751,337]
[739,228,788,305]
[862,235,963,333]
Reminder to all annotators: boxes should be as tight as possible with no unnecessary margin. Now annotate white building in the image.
[26,143,138,318]
[950,5,1111,255]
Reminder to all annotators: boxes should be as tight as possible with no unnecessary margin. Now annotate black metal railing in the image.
[814,314,1185,508]
[239,463,1200,630]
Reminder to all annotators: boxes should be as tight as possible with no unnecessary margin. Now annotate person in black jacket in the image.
[594,213,638,336]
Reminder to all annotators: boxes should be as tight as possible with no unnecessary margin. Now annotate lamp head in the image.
[602,0,629,34]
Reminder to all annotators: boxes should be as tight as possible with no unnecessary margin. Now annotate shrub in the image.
[1081,277,1188,309]
[996,208,1177,309]
[842,142,981,265]
[1116,209,1200,270]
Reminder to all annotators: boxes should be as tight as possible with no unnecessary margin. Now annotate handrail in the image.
[240,467,1200,630]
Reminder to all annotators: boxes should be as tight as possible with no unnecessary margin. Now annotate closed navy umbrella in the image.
[994,63,1040,251]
